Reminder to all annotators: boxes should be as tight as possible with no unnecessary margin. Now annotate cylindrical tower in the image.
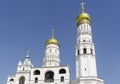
[76,2,97,78]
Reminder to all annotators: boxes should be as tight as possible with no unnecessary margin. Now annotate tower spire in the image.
[23,50,33,67]
[26,49,29,58]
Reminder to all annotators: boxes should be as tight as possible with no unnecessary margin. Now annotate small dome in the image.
[45,38,60,47]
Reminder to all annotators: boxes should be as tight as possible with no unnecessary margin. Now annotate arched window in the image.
[23,68,25,71]
[77,49,80,55]
[50,49,52,53]
[85,68,87,71]
[19,76,25,84]
[59,69,66,74]
[55,49,57,53]
[91,48,93,54]
[35,77,38,83]
[34,70,40,75]
[83,48,87,54]
[61,76,64,82]
[10,79,14,81]
[45,71,54,82]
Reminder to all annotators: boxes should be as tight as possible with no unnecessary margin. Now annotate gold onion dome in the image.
[76,2,91,26]
[46,38,60,46]
[45,29,60,47]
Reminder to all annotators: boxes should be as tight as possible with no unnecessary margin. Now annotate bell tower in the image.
[76,2,97,78]
[74,2,104,84]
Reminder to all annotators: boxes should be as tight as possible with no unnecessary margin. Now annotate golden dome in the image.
[45,38,60,46]
[45,29,60,47]
[77,13,90,22]
[76,2,91,26]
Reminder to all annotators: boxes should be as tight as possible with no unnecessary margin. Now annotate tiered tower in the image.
[74,2,104,84]
[43,29,60,67]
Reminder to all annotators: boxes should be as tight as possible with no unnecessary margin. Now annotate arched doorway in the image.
[19,76,25,84]
[45,71,54,82]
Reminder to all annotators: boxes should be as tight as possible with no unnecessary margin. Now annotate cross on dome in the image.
[81,1,85,13]
[52,29,54,39]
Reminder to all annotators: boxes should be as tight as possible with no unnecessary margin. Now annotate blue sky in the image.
[0,0,120,84]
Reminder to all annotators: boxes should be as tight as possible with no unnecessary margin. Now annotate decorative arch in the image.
[34,70,40,75]
[19,76,25,84]
[45,71,54,82]
[59,69,66,74]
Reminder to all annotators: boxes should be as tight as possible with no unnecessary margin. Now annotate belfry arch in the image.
[45,71,54,82]
[19,76,25,84]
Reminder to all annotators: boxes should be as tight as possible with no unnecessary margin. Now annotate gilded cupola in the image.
[76,2,91,26]
[45,29,60,47]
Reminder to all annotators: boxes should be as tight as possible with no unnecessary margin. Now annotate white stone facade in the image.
[43,44,60,67]
[76,24,97,78]
[7,65,70,84]
[71,77,104,84]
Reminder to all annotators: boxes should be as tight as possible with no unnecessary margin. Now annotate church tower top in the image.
[43,29,60,67]
[45,29,60,47]
[76,2,91,26]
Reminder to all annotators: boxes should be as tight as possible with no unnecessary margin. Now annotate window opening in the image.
[83,48,87,54]
[77,50,80,55]
[61,76,64,82]
[23,68,25,71]
[10,79,14,81]
[35,77,38,83]
[45,71,54,82]
[91,49,93,54]
[50,49,52,53]
[34,70,40,75]
[59,69,66,74]
[85,68,86,71]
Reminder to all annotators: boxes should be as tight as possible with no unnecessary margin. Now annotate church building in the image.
[7,2,104,84]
